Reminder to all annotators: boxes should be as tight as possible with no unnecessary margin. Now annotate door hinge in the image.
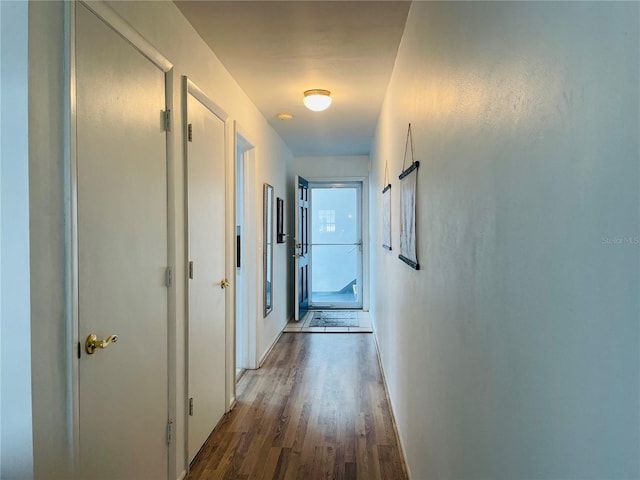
[166,419,173,445]
[188,397,194,416]
[162,109,171,132]
[188,261,194,279]
[165,266,173,288]
[187,123,193,142]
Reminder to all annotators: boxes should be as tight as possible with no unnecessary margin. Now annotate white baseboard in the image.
[258,329,283,367]
[372,326,412,480]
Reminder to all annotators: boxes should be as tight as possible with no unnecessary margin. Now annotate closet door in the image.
[76,4,169,478]
[185,84,228,462]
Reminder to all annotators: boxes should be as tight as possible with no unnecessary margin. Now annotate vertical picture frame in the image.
[276,197,285,243]
[382,184,392,250]
[398,123,420,270]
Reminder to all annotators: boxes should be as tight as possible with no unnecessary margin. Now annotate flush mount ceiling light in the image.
[303,89,332,112]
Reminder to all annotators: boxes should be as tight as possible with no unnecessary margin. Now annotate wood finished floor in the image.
[187,333,408,480]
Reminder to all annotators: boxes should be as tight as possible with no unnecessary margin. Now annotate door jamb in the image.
[234,123,259,370]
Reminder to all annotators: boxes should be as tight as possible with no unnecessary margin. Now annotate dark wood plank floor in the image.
[187,333,408,480]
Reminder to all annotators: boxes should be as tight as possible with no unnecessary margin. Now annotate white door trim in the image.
[185,78,229,123]
[234,123,259,370]
[80,1,172,72]
[67,2,174,477]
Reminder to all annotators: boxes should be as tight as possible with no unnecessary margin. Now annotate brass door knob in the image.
[220,279,230,289]
[85,333,118,355]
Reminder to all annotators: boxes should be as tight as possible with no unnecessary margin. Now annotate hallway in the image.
[187,333,407,480]
[3,1,638,478]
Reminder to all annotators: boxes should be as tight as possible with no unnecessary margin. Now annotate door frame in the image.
[182,77,235,467]
[234,124,259,372]
[297,175,370,311]
[307,180,364,310]
[67,1,175,477]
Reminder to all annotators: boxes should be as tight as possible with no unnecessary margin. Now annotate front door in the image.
[294,176,310,320]
[185,85,227,462]
[76,4,168,478]
[309,182,363,309]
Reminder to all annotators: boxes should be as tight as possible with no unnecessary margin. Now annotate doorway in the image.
[235,129,257,374]
[308,182,363,310]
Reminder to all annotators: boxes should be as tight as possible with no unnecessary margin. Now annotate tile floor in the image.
[283,310,373,333]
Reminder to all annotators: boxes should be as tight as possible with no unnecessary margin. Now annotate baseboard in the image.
[372,325,412,480]
[177,469,187,480]
[236,368,248,382]
[258,329,283,367]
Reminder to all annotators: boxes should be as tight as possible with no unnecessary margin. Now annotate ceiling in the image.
[174,1,411,157]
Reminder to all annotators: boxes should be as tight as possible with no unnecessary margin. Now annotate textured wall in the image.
[295,155,369,179]
[28,3,70,478]
[371,2,639,478]
[2,1,33,478]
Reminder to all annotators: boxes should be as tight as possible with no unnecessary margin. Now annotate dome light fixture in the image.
[303,89,332,112]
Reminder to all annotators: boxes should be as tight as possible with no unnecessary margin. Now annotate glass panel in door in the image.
[310,182,362,309]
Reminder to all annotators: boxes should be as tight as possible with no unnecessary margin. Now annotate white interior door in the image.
[76,4,168,479]
[186,86,227,463]
[294,176,310,320]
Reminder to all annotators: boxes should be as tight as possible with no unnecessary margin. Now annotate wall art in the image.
[398,123,420,270]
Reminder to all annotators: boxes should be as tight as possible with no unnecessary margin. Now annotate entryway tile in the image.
[284,311,373,333]
[301,327,327,333]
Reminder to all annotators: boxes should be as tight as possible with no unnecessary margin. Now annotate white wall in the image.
[1,5,3,474]
[28,1,293,478]
[295,155,369,179]
[28,2,70,478]
[371,2,639,479]
[1,1,34,478]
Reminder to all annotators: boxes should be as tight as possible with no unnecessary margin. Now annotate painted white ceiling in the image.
[174,1,410,157]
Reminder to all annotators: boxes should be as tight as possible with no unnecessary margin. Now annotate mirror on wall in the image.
[263,183,274,317]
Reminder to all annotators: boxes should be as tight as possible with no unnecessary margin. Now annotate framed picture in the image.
[399,162,419,269]
[276,197,285,243]
[382,184,392,250]
[398,123,420,270]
